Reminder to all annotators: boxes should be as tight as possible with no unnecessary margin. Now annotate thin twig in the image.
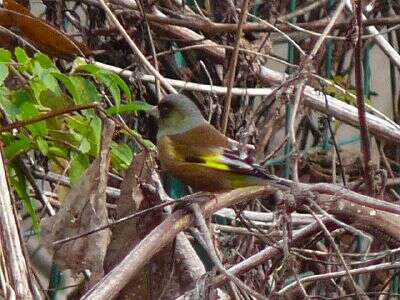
[96,0,177,94]
[52,193,208,246]
[221,0,250,134]
[304,205,362,299]
[323,92,348,187]
[137,0,162,100]
[277,261,400,296]
[289,0,347,182]
[0,103,100,133]
[353,0,374,196]
[191,204,268,300]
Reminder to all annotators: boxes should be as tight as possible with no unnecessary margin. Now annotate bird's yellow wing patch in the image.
[199,155,230,171]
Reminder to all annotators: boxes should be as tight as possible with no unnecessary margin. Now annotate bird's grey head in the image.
[154,94,206,139]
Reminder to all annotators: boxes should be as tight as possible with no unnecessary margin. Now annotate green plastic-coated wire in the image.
[48,263,61,300]
[284,0,297,179]
[322,0,334,151]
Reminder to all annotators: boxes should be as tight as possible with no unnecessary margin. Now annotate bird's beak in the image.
[148,105,159,119]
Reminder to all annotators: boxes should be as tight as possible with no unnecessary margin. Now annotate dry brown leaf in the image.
[4,0,31,16]
[104,153,205,299]
[41,116,114,286]
[104,152,177,299]
[0,8,91,57]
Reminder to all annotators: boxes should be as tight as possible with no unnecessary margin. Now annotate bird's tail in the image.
[253,165,292,187]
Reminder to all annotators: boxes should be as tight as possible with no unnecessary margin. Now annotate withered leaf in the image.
[41,116,114,286]
[104,154,205,299]
[0,8,91,57]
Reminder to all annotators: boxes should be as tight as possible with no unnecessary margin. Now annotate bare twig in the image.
[0,103,100,133]
[95,61,400,143]
[221,0,250,134]
[304,205,362,299]
[289,0,347,182]
[0,147,33,299]
[277,261,400,296]
[353,0,374,196]
[96,0,177,94]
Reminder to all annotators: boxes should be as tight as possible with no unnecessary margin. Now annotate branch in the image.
[0,103,99,133]
[0,146,33,299]
[353,0,374,195]
[96,61,400,144]
[80,186,273,299]
[221,0,250,134]
[96,0,177,94]
[137,12,400,34]
[277,261,400,296]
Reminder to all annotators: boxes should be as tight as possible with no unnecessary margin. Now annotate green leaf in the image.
[110,142,133,170]
[15,47,29,65]
[39,89,69,110]
[33,62,61,95]
[11,164,40,232]
[29,80,47,102]
[97,71,121,110]
[0,92,18,119]
[67,116,89,135]
[107,72,131,102]
[68,76,100,106]
[18,101,48,137]
[4,137,32,160]
[34,53,57,70]
[76,63,131,110]
[87,116,101,156]
[52,73,80,103]
[13,88,33,106]
[0,49,11,62]
[72,57,87,68]
[106,101,153,115]
[76,63,102,75]
[78,137,91,154]
[48,146,69,159]
[36,137,49,155]
[69,153,89,184]
[67,115,101,156]
[0,64,9,86]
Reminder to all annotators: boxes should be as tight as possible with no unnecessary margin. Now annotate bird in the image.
[150,94,285,192]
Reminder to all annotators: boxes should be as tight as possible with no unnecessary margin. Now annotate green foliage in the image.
[74,58,132,112]
[110,142,134,171]
[11,164,40,232]
[0,49,11,86]
[0,49,153,231]
[106,101,153,115]
[322,75,375,106]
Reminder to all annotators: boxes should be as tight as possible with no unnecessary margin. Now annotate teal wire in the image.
[363,45,371,98]
[48,263,61,300]
[322,0,334,151]
[266,135,361,167]
[388,23,397,122]
[164,42,189,199]
[284,0,297,179]
[392,267,400,295]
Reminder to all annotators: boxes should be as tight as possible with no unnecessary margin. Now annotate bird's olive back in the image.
[156,94,206,140]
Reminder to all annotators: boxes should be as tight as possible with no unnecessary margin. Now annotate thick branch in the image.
[0,146,33,299]
[81,186,272,299]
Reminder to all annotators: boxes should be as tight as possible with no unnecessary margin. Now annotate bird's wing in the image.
[175,144,273,180]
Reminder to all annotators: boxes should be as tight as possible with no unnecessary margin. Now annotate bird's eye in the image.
[159,103,171,118]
